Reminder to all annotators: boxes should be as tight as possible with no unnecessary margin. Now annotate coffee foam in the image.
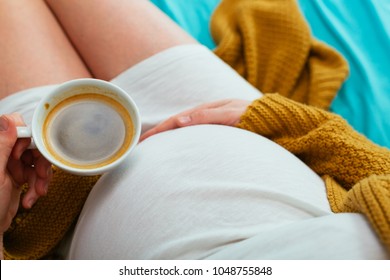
[43,94,134,169]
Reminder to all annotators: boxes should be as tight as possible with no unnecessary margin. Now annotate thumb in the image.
[0,115,17,172]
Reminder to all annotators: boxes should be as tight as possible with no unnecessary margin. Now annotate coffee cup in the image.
[16,78,141,175]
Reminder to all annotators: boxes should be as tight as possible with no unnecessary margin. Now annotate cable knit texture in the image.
[4,0,389,259]
[211,0,349,109]
[237,94,390,252]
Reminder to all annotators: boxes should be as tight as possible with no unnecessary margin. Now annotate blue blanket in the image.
[151,0,390,149]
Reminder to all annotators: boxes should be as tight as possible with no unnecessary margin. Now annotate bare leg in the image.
[0,0,91,99]
[45,0,197,81]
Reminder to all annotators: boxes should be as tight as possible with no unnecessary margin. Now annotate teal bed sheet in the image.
[297,0,390,149]
[150,0,390,149]
[150,0,220,49]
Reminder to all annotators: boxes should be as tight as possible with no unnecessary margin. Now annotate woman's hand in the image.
[140,99,251,141]
[0,114,52,235]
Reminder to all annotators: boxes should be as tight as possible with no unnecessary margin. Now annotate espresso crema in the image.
[43,93,134,169]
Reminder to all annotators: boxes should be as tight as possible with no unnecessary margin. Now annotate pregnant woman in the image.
[0,0,388,260]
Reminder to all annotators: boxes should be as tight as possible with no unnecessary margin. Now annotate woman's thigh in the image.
[45,0,197,81]
[0,0,91,99]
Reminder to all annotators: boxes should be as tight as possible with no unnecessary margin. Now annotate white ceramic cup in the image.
[17,78,141,175]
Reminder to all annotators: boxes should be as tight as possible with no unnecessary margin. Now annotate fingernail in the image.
[27,198,36,208]
[0,115,10,131]
[178,116,191,124]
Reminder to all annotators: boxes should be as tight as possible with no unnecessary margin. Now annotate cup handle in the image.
[16,126,36,149]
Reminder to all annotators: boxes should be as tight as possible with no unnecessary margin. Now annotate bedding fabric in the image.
[297,0,390,149]
[150,0,390,149]
[150,0,220,49]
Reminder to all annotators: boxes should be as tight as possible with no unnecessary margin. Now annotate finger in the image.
[20,150,34,166]
[20,165,51,209]
[33,152,52,179]
[140,109,218,141]
[6,156,25,185]
[140,100,245,141]
[140,105,229,141]
[34,177,49,197]
[9,114,31,160]
[140,116,185,142]
[8,149,47,188]
[0,115,18,172]
[22,188,39,209]
[34,156,52,197]
[140,100,233,140]
[23,152,51,198]
[189,107,246,126]
[8,148,39,186]
[11,138,32,160]
[21,167,38,209]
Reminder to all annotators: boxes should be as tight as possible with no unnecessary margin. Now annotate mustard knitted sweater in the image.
[238,94,390,253]
[4,0,390,259]
[214,0,390,253]
[211,0,349,110]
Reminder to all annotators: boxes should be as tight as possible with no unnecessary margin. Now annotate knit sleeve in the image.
[237,93,390,189]
[237,93,390,252]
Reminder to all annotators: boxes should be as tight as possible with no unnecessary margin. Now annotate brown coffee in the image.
[42,93,134,169]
